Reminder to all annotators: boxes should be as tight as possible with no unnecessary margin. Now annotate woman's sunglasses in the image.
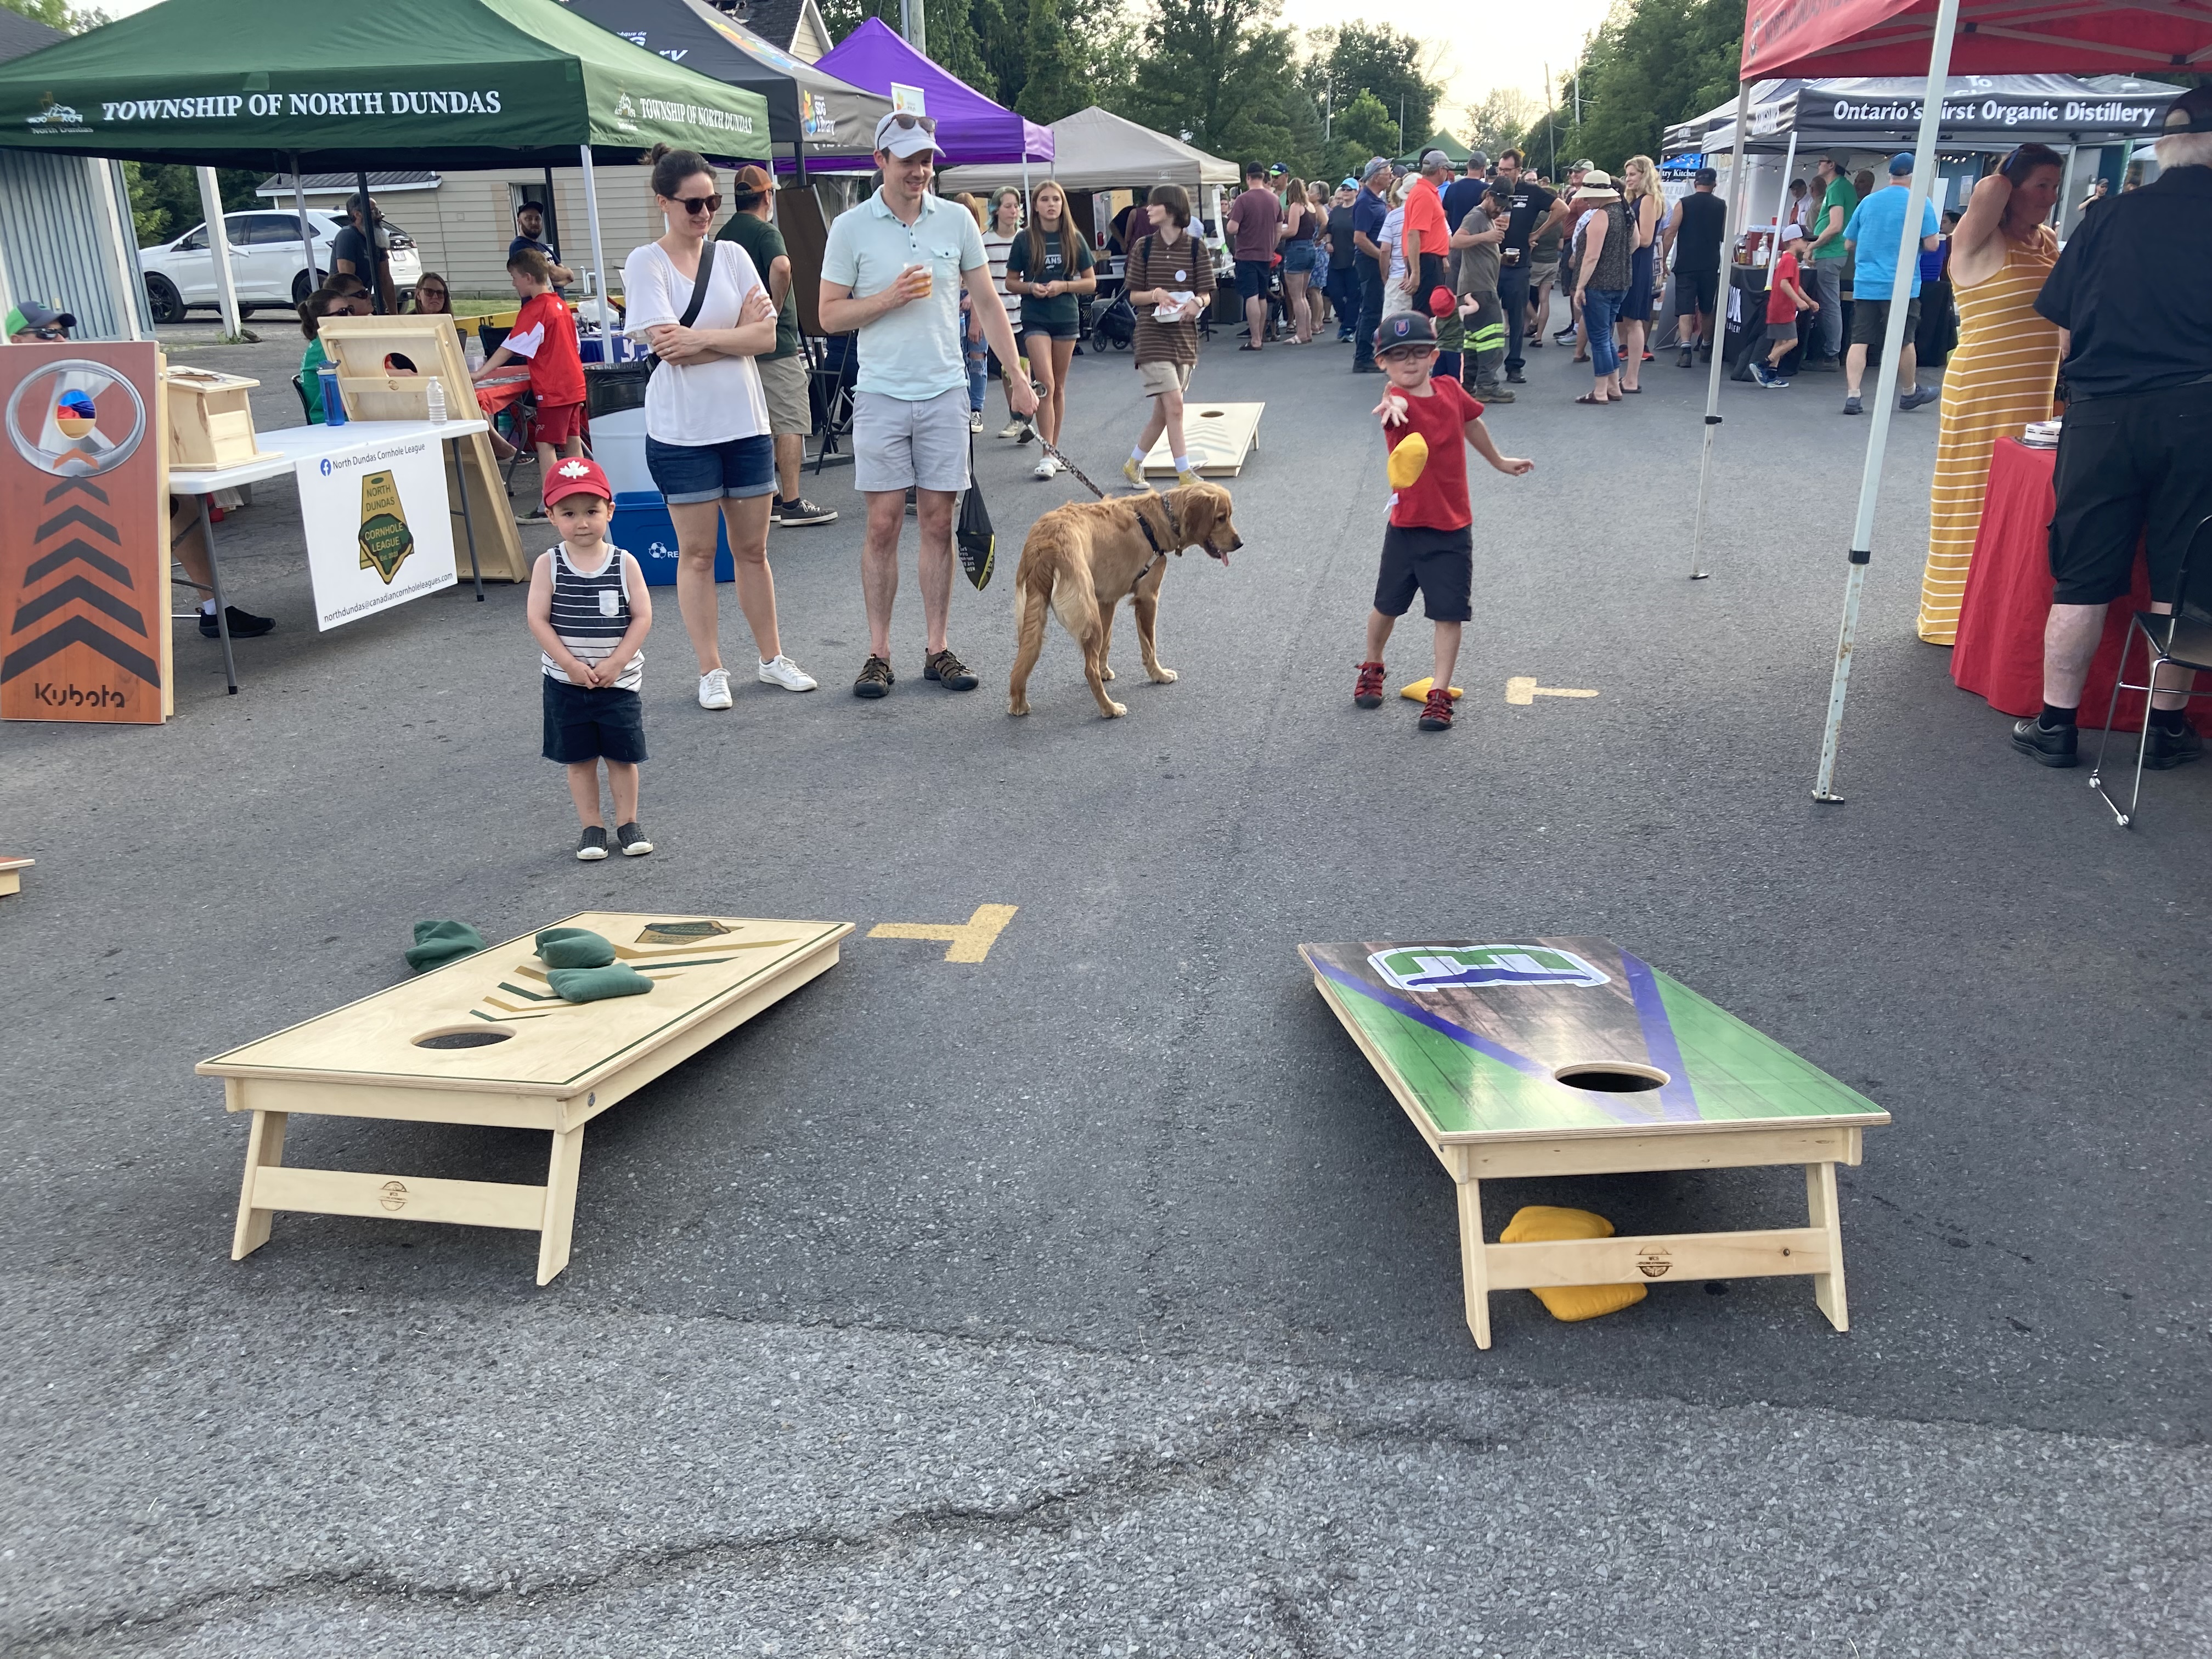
[672,193,723,216]
[882,112,937,134]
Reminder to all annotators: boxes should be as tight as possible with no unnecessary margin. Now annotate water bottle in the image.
[464,335,485,375]
[317,362,346,427]
[426,376,447,427]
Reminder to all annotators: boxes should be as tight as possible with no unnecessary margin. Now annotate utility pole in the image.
[1544,62,1556,173]
[900,0,927,57]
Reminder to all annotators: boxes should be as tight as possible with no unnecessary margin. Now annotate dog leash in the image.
[1023,424,1112,500]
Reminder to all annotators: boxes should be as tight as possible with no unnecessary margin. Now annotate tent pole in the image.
[794,139,808,187]
[196,166,244,340]
[1811,0,1961,803]
[356,169,381,312]
[1686,78,1750,582]
[1771,128,1799,248]
[2056,143,2079,237]
[580,144,611,345]
[289,153,317,303]
[542,163,562,265]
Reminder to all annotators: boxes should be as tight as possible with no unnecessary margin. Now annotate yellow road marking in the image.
[867,904,1018,964]
[1505,676,1599,706]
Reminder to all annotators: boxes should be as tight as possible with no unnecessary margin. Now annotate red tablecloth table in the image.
[1951,436,2157,731]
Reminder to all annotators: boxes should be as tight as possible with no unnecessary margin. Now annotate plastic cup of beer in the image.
[909,262,932,297]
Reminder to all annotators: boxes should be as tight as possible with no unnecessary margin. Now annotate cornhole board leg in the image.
[231,1105,288,1260]
[537,1125,585,1286]
[1454,1171,1492,1349]
[0,856,31,896]
[1807,1158,1849,1331]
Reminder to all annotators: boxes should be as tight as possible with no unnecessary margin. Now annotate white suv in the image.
[138,209,424,322]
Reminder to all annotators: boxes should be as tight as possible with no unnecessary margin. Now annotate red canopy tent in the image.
[1717,0,2212,798]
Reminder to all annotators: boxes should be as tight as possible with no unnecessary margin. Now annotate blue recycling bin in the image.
[613,491,732,584]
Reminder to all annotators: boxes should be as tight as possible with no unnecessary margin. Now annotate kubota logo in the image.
[1368,945,1611,993]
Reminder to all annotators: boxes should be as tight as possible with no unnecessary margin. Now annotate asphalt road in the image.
[3,313,2207,1656]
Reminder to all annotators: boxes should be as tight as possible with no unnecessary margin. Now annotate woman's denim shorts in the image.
[1282,241,1318,276]
[645,432,775,505]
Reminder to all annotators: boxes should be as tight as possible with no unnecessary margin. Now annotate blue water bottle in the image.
[317,362,346,426]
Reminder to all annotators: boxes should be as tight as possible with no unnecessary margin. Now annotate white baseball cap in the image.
[873,110,940,160]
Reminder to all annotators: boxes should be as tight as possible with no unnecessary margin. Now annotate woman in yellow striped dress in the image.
[1918,146,2066,644]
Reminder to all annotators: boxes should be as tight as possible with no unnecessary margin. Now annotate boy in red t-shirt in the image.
[1355,312,1534,731]
[473,247,588,507]
[1756,224,1816,388]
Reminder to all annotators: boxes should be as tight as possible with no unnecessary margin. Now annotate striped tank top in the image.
[540,544,642,691]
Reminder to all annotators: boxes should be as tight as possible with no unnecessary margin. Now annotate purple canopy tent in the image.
[812,19,1052,167]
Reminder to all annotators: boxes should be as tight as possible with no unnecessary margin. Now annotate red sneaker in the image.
[1354,661,1386,708]
[1418,687,1454,731]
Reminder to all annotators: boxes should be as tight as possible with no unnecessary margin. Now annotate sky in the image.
[1277,0,1622,133]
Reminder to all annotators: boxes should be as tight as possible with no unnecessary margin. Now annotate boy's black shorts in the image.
[1374,524,1474,622]
[543,677,647,765]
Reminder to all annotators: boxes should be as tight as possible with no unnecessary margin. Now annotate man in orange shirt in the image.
[1402,149,1453,309]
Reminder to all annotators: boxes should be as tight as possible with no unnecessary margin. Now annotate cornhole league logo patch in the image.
[1368,945,1612,993]
[356,470,415,584]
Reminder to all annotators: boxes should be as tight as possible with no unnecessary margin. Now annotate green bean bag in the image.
[546,964,653,1002]
[535,927,616,969]
[406,920,484,973]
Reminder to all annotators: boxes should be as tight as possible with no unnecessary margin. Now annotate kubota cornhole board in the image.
[1300,938,1889,1348]
[200,912,853,1283]
[1142,401,1262,477]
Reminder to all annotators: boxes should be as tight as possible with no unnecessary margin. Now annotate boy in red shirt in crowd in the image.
[1755,222,1817,388]
[1354,312,1534,731]
[473,247,588,510]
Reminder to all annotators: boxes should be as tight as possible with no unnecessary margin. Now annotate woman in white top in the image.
[622,143,814,710]
[1378,175,1413,320]
[980,187,1028,440]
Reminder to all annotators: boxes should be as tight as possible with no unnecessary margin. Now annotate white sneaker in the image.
[1031,455,1057,480]
[697,668,733,710]
[757,654,817,692]
[968,409,985,432]
[998,419,1025,440]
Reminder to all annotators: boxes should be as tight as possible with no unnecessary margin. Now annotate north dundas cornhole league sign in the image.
[1,343,167,724]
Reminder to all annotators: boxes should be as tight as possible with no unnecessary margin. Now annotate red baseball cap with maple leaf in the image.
[544,455,613,507]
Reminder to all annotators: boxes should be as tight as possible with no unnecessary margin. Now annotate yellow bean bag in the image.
[1398,677,1464,702]
[1386,431,1429,491]
[1500,1205,1647,1323]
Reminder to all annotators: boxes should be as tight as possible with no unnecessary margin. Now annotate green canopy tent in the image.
[0,0,772,312]
[1396,130,1472,166]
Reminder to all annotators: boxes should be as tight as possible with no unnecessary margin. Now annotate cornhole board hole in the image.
[1142,401,1262,477]
[1299,938,1889,1348]
[199,911,854,1284]
[0,855,29,896]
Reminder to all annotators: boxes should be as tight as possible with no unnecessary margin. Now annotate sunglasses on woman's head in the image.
[883,112,936,134]
[673,193,722,216]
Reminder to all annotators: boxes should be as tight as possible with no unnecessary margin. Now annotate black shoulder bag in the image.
[646,239,716,375]
[957,435,995,589]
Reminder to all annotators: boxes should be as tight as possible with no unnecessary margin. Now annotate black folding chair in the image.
[2089,512,2212,828]
[806,332,858,475]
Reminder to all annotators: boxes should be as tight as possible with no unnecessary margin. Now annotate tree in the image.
[1014,0,1080,122]
[2,0,111,32]
[1527,0,1740,173]
[1463,87,1538,161]
[123,165,262,248]
[1306,21,1438,152]
[1321,88,1397,185]
[1124,0,1314,177]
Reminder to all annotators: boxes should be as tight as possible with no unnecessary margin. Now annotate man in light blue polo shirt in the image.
[1841,152,1942,415]
[821,111,1035,699]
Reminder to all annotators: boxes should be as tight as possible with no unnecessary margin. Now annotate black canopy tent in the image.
[560,0,892,177]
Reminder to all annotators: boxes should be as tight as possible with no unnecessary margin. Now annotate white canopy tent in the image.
[935,106,1238,195]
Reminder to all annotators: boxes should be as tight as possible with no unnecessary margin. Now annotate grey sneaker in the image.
[1899,385,1939,412]
[1842,393,1863,415]
[775,496,837,527]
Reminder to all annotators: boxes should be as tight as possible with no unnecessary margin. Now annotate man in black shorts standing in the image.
[1226,161,1283,351]
[2011,86,2212,770]
[1491,149,1565,386]
[1663,167,1728,366]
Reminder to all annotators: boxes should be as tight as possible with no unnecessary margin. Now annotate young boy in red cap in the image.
[526,458,656,860]
[474,246,587,512]
[1354,312,1534,731]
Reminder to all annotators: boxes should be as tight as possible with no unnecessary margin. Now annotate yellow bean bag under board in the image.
[1500,1205,1648,1323]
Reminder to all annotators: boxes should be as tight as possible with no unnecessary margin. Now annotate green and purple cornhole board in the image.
[1300,938,1890,1348]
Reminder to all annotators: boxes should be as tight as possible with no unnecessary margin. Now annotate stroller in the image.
[1089,290,1136,350]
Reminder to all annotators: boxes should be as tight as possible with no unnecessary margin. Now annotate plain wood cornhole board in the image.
[199,912,854,1283]
[1142,400,1262,477]
[316,315,529,581]
[0,855,29,896]
[1300,938,1890,1349]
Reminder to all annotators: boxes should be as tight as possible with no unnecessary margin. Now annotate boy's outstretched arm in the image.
[1465,416,1533,477]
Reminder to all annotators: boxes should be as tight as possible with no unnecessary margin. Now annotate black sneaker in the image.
[1677,349,1694,368]
[615,821,654,856]
[2011,716,2078,768]
[199,605,274,639]
[2145,720,2204,770]
[854,654,895,698]
[923,647,978,690]
[775,496,838,527]
[576,826,610,861]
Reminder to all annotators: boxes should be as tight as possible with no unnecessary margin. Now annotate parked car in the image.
[138,209,422,323]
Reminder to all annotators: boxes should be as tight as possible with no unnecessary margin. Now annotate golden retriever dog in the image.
[1007,483,1242,719]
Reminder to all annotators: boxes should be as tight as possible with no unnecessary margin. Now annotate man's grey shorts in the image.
[854,387,970,494]
[755,351,811,438]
